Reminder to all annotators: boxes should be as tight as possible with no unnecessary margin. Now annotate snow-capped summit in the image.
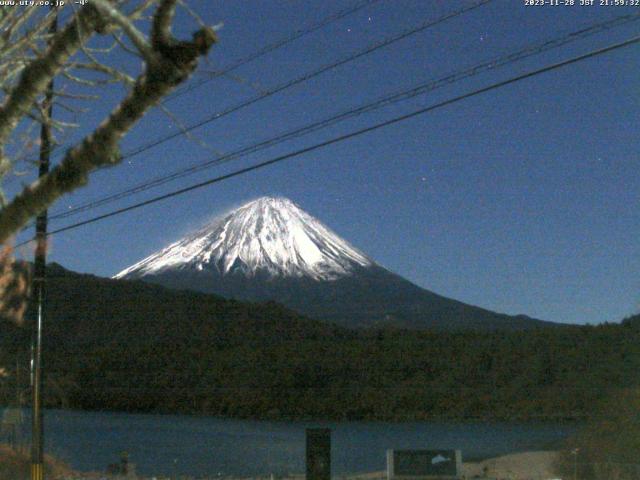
[114,196,552,330]
[115,196,372,281]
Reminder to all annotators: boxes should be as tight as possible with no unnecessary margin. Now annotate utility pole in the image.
[31,7,57,480]
[571,448,579,480]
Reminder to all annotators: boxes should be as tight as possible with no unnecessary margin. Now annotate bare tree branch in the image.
[0,6,103,157]
[91,0,156,63]
[152,0,178,48]
[0,4,218,243]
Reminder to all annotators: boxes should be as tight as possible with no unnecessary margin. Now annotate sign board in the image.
[387,449,462,480]
[306,428,331,480]
[1,408,23,426]
[1,408,24,449]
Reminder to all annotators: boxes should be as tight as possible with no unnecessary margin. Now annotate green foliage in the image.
[1,265,640,421]
[556,387,640,479]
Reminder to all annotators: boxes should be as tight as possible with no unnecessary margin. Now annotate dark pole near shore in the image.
[31,7,57,480]
[306,428,331,480]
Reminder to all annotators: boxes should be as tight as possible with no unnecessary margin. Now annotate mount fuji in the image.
[116,197,552,330]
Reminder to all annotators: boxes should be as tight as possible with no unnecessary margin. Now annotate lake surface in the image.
[4,408,575,477]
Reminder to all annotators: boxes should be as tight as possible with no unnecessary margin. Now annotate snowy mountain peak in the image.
[115,197,373,281]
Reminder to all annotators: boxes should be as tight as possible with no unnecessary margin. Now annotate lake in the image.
[4,408,575,477]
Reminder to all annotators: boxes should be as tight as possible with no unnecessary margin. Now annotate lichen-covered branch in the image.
[0,4,217,243]
[0,6,102,154]
[91,0,155,63]
[0,246,30,325]
[152,0,178,48]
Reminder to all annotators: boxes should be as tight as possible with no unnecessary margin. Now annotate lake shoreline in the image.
[1,447,560,480]
[0,408,575,478]
[2,403,587,425]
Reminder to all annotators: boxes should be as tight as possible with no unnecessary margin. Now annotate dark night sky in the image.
[11,0,640,325]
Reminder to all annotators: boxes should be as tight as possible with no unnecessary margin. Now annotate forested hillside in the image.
[1,266,638,421]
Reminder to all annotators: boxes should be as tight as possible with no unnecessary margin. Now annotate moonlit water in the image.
[8,409,575,477]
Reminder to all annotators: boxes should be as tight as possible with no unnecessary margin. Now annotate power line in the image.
[165,0,385,102]
[48,12,640,222]
[108,0,494,163]
[16,33,640,247]
[3,0,384,176]
[17,0,494,225]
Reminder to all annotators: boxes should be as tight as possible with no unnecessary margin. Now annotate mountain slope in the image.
[2,263,632,421]
[116,197,553,331]
[116,197,371,281]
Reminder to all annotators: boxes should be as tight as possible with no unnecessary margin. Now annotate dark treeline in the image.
[1,264,639,421]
